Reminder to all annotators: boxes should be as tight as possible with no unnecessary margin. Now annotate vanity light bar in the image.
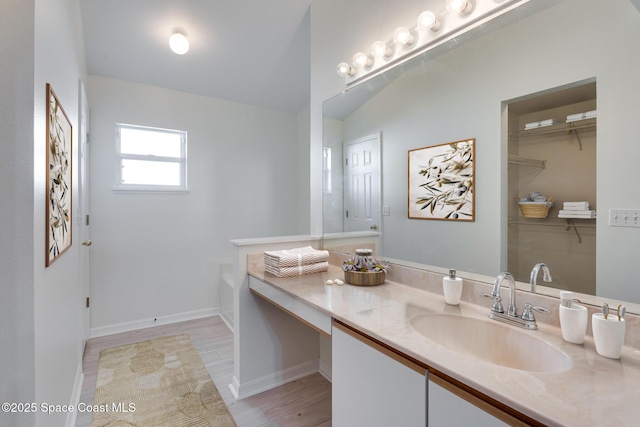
[336,0,533,85]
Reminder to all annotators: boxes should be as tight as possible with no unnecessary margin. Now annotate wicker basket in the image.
[344,270,386,286]
[518,197,554,218]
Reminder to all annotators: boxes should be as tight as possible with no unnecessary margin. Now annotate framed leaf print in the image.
[46,83,73,266]
[408,138,475,221]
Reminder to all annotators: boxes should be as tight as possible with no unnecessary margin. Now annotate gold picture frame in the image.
[45,83,73,266]
[408,138,475,221]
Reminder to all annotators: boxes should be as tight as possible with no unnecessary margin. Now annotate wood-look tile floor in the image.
[76,316,332,427]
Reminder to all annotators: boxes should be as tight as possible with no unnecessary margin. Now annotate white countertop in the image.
[248,256,640,426]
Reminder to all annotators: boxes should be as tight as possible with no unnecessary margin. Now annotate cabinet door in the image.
[428,378,509,426]
[332,323,427,427]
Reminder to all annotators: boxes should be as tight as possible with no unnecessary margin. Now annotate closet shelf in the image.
[508,217,595,244]
[508,155,546,169]
[509,117,596,141]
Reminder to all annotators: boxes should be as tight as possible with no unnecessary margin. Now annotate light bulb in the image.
[169,31,189,55]
[336,62,355,77]
[352,52,373,69]
[393,27,415,47]
[417,11,440,31]
[371,41,391,59]
[446,0,472,15]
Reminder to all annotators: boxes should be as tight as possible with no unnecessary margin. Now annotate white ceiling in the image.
[79,0,312,113]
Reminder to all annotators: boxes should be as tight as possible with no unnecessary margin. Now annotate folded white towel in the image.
[525,119,559,130]
[566,110,597,123]
[562,206,590,211]
[264,246,329,267]
[563,201,590,210]
[558,210,596,218]
[264,261,329,277]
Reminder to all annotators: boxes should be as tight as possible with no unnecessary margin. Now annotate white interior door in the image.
[343,133,381,232]
[78,81,91,345]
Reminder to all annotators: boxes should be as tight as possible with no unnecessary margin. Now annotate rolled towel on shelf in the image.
[566,110,597,123]
[524,119,559,130]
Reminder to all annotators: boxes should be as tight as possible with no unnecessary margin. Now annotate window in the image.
[115,123,187,192]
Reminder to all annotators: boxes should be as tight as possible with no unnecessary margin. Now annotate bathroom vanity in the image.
[244,251,640,426]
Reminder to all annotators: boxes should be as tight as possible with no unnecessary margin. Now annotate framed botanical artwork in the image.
[45,83,73,266]
[408,138,475,221]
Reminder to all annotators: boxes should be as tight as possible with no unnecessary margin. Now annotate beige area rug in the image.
[92,334,236,427]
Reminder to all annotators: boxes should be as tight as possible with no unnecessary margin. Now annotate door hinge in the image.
[86,297,90,308]
[345,158,348,166]
[346,210,349,218]
[86,214,90,226]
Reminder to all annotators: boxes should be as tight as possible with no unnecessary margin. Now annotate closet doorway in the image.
[506,80,596,295]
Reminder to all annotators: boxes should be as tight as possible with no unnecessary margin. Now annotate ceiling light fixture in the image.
[417,11,440,31]
[336,0,505,83]
[169,30,190,55]
[446,0,473,15]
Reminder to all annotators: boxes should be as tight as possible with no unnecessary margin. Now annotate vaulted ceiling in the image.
[79,0,312,113]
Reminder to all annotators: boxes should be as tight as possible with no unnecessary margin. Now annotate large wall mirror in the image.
[322,0,640,308]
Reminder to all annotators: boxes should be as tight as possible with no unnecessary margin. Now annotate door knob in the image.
[82,240,92,246]
[370,225,378,230]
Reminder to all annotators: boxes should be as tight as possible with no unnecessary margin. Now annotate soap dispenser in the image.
[443,269,463,305]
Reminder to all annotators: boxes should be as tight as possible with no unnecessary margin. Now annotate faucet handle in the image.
[480,292,504,313]
[521,303,550,321]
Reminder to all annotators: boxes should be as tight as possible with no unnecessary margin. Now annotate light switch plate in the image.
[382,205,390,216]
[609,209,640,227]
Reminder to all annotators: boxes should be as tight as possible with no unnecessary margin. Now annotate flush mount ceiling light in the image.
[169,30,189,55]
[446,0,473,15]
[417,11,440,31]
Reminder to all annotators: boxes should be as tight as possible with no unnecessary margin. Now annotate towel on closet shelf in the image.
[524,119,559,130]
[264,261,329,278]
[558,210,596,219]
[264,246,329,268]
[563,201,590,210]
[566,110,597,123]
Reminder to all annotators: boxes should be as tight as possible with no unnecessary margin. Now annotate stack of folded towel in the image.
[566,110,597,123]
[524,119,559,130]
[264,246,329,277]
[558,201,596,219]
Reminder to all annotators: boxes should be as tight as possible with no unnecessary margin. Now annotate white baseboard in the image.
[65,365,84,427]
[229,359,319,400]
[89,307,219,338]
[219,309,234,333]
[318,359,332,383]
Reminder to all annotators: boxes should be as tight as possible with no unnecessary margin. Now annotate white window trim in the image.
[113,123,188,193]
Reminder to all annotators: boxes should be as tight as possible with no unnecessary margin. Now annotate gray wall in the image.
[87,76,305,329]
[0,1,36,426]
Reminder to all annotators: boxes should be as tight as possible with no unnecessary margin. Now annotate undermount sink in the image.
[411,314,571,373]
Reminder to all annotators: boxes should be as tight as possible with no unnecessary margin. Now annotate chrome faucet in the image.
[529,263,552,293]
[481,271,548,330]
[490,272,518,317]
